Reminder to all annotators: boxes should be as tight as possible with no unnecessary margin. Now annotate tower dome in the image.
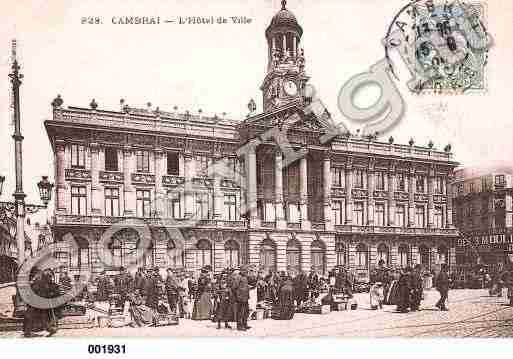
[265,0,303,39]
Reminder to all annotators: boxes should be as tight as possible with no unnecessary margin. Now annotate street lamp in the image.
[0,49,55,317]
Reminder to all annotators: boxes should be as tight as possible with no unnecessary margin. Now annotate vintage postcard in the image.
[0,0,512,349]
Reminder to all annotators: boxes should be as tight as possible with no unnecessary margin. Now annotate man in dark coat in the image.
[116,267,133,303]
[435,264,450,311]
[231,267,250,331]
[278,275,295,320]
[293,271,308,307]
[410,264,424,311]
[215,277,233,329]
[23,269,61,337]
[134,268,146,296]
[396,267,413,313]
[145,269,160,310]
[165,268,179,313]
[307,269,320,300]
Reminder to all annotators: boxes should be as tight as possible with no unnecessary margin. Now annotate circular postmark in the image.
[384,0,492,94]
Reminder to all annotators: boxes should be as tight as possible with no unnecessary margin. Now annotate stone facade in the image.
[44,3,459,279]
[452,167,513,271]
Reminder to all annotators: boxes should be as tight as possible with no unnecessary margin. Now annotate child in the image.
[370,282,384,310]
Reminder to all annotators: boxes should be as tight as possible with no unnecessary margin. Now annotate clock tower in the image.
[261,0,310,113]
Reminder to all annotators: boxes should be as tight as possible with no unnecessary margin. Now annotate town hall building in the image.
[44,1,459,281]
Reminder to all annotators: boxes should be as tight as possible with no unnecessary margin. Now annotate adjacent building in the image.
[44,2,460,280]
[452,166,513,272]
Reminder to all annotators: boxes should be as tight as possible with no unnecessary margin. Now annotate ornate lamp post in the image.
[0,55,54,315]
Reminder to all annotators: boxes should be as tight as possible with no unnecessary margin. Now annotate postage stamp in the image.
[385,0,492,94]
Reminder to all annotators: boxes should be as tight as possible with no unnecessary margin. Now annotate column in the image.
[446,176,454,228]
[388,165,396,226]
[410,244,419,266]
[323,234,337,274]
[178,152,185,177]
[275,149,286,229]
[428,167,435,227]
[275,235,288,273]
[90,143,101,215]
[369,242,378,268]
[367,165,375,226]
[213,155,223,220]
[345,161,354,224]
[123,146,135,216]
[300,156,311,230]
[246,141,259,228]
[390,242,399,268]
[282,34,286,52]
[298,234,312,273]
[408,168,416,227]
[154,148,166,217]
[323,153,333,231]
[184,152,194,218]
[55,140,67,213]
[449,246,457,269]
[292,35,297,57]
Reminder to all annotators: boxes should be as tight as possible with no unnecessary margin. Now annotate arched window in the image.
[377,243,389,266]
[356,243,368,268]
[195,239,212,269]
[311,240,325,275]
[335,239,346,266]
[398,244,410,268]
[286,239,301,276]
[224,240,240,269]
[260,239,276,274]
[167,239,184,268]
[438,245,448,266]
[109,229,140,269]
[419,245,430,270]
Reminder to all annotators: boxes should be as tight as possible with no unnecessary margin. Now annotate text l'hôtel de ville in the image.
[110,16,252,25]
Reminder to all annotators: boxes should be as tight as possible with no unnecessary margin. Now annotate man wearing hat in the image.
[165,268,180,314]
[231,265,250,331]
[410,264,424,311]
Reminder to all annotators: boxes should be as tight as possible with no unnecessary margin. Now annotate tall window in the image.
[71,144,86,168]
[195,239,212,268]
[71,186,87,215]
[332,201,343,225]
[311,240,325,275]
[109,229,139,269]
[354,169,365,189]
[196,155,210,177]
[416,175,425,193]
[136,189,151,217]
[495,175,506,186]
[260,239,276,273]
[354,202,364,225]
[434,176,444,194]
[167,192,182,219]
[286,239,301,276]
[377,243,389,265]
[434,206,444,228]
[223,195,237,221]
[397,173,406,191]
[335,239,346,266]
[396,205,406,227]
[195,193,211,220]
[375,203,385,226]
[224,240,240,268]
[104,147,118,172]
[167,152,180,176]
[398,244,409,268]
[105,188,120,217]
[415,205,425,227]
[356,243,368,268]
[136,150,150,173]
[419,245,430,269]
[332,167,344,187]
[288,203,301,223]
[375,172,385,190]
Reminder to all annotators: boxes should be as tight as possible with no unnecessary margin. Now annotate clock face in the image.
[283,80,298,96]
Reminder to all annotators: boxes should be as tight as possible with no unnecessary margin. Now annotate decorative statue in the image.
[297,48,305,71]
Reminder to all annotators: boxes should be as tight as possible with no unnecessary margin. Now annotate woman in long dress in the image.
[192,270,213,320]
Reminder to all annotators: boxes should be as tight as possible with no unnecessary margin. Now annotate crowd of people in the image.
[20,261,513,337]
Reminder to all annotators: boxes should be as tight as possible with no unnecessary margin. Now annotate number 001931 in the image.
[87,345,126,354]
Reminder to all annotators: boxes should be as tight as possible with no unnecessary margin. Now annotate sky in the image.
[0,0,512,209]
